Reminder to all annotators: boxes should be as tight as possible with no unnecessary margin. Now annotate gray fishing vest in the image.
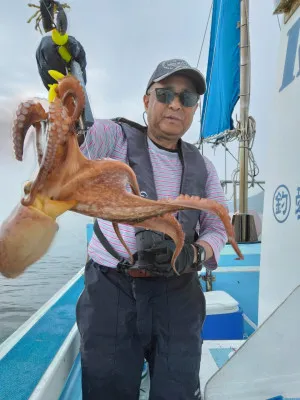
[113,118,208,243]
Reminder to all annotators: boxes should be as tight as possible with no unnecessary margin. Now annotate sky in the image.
[0,0,281,221]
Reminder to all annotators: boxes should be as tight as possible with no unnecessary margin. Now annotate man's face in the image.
[143,74,199,142]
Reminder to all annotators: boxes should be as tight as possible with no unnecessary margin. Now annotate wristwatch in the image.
[193,243,206,267]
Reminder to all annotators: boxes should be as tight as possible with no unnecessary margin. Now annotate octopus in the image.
[0,75,243,279]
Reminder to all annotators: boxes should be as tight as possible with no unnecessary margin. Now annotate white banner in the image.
[259,8,300,323]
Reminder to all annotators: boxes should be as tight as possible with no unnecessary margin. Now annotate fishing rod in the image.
[27,0,94,130]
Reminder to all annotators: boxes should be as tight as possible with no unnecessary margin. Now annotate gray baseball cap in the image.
[146,59,206,95]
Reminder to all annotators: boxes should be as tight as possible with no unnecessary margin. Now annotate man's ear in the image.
[143,94,149,112]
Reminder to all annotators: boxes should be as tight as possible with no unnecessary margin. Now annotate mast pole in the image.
[237,0,251,241]
[233,0,257,242]
[239,0,250,216]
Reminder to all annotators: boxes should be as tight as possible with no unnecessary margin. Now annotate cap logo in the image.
[161,60,190,70]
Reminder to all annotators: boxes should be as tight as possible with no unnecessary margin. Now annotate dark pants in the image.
[76,259,206,400]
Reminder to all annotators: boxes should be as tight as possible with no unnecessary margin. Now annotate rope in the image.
[277,14,282,30]
[196,2,213,68]
[243,0,252,106]
[224,136,227,194]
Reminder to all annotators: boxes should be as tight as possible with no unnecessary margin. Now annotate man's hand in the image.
[36,35,87,89]
[140,239,204,277]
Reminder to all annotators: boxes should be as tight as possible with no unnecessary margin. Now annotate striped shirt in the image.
[80,119,228,270]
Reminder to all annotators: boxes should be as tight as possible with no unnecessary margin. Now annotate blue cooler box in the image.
[202,291,244,340]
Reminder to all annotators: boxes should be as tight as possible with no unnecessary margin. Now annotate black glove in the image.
[36,35,87,89]
[141,240,204,277]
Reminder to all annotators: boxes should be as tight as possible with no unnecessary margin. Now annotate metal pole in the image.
[238,0,250,217]
[233,181,237,213]
[231,0,258,243]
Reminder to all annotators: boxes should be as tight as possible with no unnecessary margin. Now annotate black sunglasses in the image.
[148,88,200,107]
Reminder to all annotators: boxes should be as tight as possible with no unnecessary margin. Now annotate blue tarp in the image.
[200,0,240,140]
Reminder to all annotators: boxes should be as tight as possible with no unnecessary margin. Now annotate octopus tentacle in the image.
[35,121,44,165]
[167,194,243,259]
[55,76,85,123]
[65,173,243,269]
[57,157,142,200]
[112,222,134,264]
[21,100,71,206]
[21,77,86,206]
[68,182,243,260]
[127,170,141,196]
[12,101,48,161]
[54,154,243,262]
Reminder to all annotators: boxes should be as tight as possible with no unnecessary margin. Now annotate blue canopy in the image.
[200,0,240,140]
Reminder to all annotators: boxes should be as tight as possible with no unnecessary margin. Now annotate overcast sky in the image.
[0,1,281,220]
